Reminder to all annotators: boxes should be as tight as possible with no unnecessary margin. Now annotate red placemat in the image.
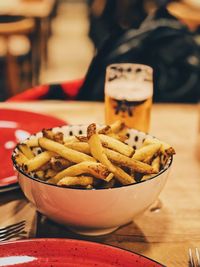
[0,238,164,266]
[0,109,66,188]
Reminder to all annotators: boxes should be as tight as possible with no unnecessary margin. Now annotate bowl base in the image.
[68,226,118,236]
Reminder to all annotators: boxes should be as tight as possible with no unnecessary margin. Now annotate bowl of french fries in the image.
[12,121,175,236]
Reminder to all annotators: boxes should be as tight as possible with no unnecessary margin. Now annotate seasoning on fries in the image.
[13,120,175,189]
[50,161,113,184]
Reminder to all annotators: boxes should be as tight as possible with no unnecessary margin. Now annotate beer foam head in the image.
[105,64,153,101]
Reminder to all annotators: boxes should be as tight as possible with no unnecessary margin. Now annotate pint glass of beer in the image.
[105,63,153,132]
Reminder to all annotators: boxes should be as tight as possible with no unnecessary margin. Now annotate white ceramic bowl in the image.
[12,125,172,236]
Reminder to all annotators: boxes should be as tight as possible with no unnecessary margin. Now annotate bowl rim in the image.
[11,124,173,191]
[12,156,173,192]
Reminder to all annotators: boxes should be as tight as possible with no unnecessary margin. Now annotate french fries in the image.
[104,148,156,174]
[23,151,55,172]
[65,142,91,155]
[87,123,116,173]
[14,151,29,165]
[143,138,175,155]
[25,138,39,147]
[141,156,161,181]
[64,136,79,144]
[151,156,161,173]
[39,161,51,171]
[101,178,116,189]
[110,120,126,133]
[38,137,96,163]
[75,135,88,142]
[14,121,175,189]
[113,165,135,185]
[42,129,64,144]
[50,162,112,184]
[50,156,72,171]
[98,120,126,134]
[57,176,93,187]
[98,120,128,142]
[99,134,134,157]
[98,125,111,135]
[132,143,161,162]
[17,144,35,159]
[44,169,58,179]
[34,170,45,180]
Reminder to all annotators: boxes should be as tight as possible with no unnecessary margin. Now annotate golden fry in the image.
[141,157,161,181]
[50,156,72,171]
[87,123,116,173]
[103,131,128,142]
[42,129,64,144]
[113,165,135,185]
[39,161,51,171]
[63,136,79,144]
[160,153,170,167]
[105,173,114,182]
[86,184,93,189]
[98,121,125,135]
[98,125,111,134]
[99,134,134,157]
[42,129,54,140]
[52,162,112,184]
[143,138,175,155]
[53,132,64,144]
[141,174,152,181]
[38,137,96,163]
[44,169,58,179]
[101,178,116,189]
[25,138,39,147]
[87,123,96,139]
[110,120,126,133]
[151,156,161,173]
[65,142,90,155]
[34,170,45,180]
[57,176,93,187]
[17,144,35,159]
[106,133,124,141]
[23,151,55,172]
[117,128,129,142]
[14,151,29,165]
[132,144,161,162]
[104,148,156,174]
[75,135,88,142]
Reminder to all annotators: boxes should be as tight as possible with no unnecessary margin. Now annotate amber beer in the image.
[105,63,153,132]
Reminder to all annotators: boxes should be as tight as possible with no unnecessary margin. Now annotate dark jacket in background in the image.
[78,7,200,103]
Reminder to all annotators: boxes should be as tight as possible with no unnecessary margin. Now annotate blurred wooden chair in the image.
[0,37,7,100]
[167,1,200,31]
[0,16,36,98]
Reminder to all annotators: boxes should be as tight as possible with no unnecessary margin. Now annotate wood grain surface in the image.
[0,101,199,267]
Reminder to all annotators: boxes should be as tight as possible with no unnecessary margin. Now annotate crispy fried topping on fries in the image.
[13,121,175,189]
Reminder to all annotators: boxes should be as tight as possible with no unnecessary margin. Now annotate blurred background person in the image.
[1,0,200,103]
[77,0,200,102]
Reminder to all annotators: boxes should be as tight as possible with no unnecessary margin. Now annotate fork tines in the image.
[189,248,200,267]
[0,221,26,242]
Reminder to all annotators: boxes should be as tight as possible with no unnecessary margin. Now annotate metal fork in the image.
[189,248,200,267]
[0,221,26,242]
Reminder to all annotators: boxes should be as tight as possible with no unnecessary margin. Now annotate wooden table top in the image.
[0,0,56,18]
[0,101,200,267]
